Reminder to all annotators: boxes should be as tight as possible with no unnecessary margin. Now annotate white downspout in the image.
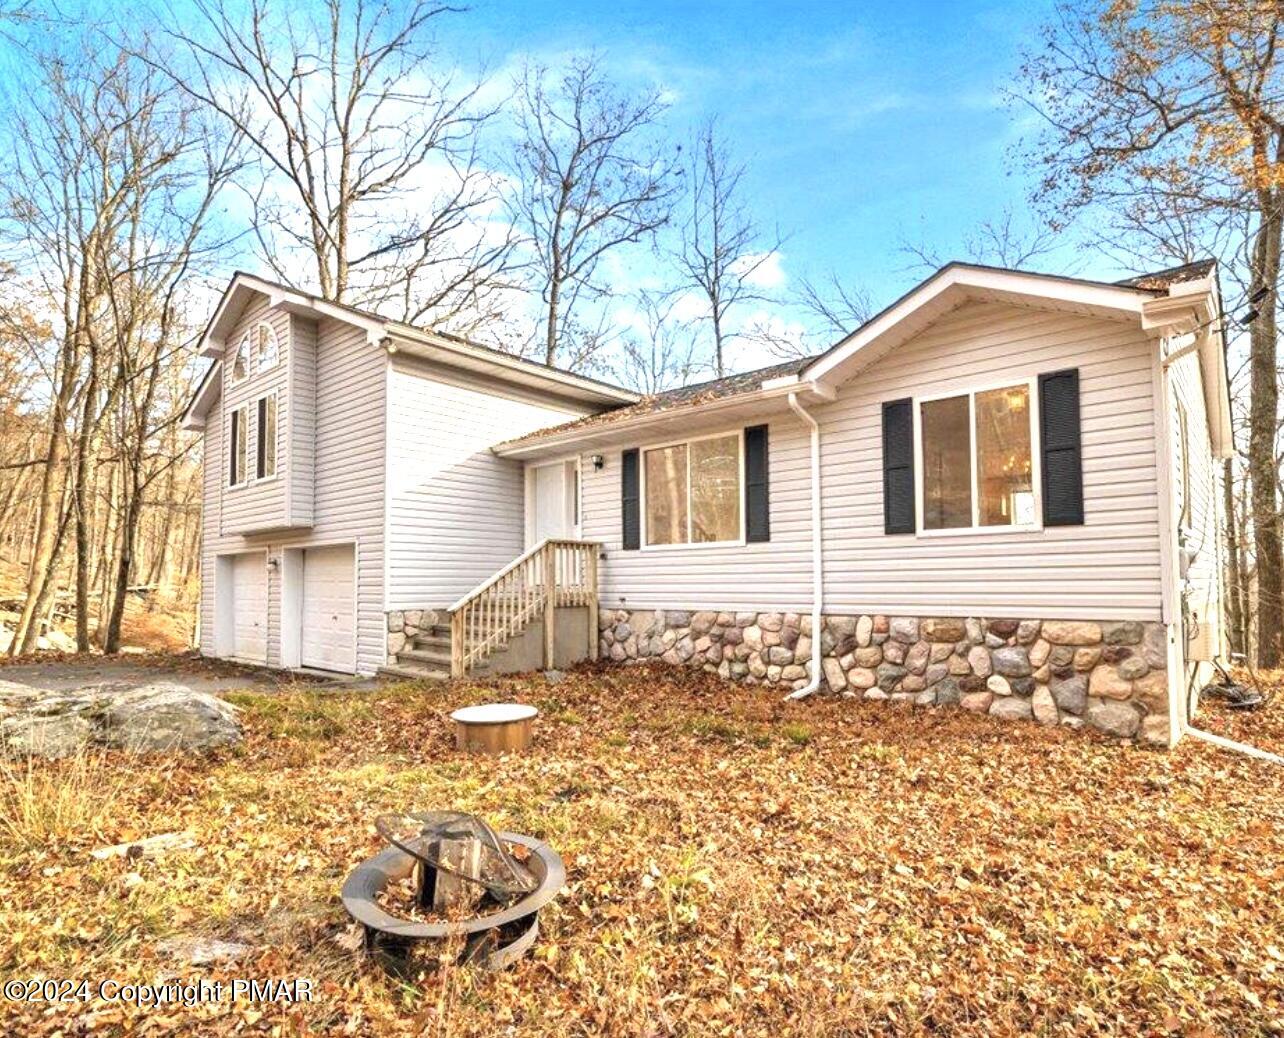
[785,392,823,700]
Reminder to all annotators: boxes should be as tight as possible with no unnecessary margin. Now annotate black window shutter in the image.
[882,398,915,534]
[1039,368,1084,526]
[621,448,640,550]
[256,398,267,479]
[229,408,240,486]
[744,424,770,542]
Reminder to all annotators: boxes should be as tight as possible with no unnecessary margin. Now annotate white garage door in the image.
[301,545,355,672]
[231,553,267,662]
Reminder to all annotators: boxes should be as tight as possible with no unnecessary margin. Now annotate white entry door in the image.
[230,552,267,662]
[301,544,355,672]
[529,460,578,544]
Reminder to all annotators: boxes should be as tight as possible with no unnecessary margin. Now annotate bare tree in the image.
[612,291,700,394]
[157,0,516,330]
[509,54,680,367]
[675,118,781,377]
[899,206,1062,275]
[1015,0,1284,667]
[740,271,872,362]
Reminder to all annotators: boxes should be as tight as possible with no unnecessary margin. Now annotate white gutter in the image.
[785,391,824,701]
[1181,723,1284,766]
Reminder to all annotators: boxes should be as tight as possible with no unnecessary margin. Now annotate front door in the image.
[529,460,578,545]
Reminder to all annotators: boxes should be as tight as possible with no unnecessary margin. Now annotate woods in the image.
[0,0,1280,662]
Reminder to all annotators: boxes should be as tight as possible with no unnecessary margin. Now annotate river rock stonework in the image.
[385,610,442,664]
[597,611,1171,746]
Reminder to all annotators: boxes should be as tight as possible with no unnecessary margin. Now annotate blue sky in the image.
[433,0,1081,309]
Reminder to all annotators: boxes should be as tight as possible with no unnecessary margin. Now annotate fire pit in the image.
[341,811,564,969]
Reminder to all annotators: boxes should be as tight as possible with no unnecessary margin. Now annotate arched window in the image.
[253,322,279,373]
[230,333,249,384]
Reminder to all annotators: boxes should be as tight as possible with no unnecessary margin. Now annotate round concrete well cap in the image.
[450,703,539,725]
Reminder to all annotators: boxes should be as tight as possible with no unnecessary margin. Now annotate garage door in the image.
[301,545,355,672]
[231,553,267,662]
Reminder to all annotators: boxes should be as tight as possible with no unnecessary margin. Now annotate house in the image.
[183,260,1230,747]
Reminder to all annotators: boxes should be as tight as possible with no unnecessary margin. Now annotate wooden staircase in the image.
[381,539,600,682]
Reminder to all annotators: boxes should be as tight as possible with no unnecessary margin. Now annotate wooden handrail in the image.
[448,539,600,678]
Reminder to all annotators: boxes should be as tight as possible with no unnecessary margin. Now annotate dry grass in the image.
[1,662,1283,1036]
[0,749,138,850]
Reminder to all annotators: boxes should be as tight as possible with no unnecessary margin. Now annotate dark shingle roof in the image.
[1115,259,1217,291]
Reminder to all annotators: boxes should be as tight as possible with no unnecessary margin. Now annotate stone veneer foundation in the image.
[386,609,442,663]
[597,610,1171,745]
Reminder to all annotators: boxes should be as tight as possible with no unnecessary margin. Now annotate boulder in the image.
[991,646,1032,678]
[1041,621,1103,646]
[1049,674,1088,715]
[990,696,1033,721]
[921,618,966,643]
[1101,621,1144,646]
[2,712,92,758]
[1088,667,1133,702]
[1031,686,1059,726]
[1086,698,1140,738]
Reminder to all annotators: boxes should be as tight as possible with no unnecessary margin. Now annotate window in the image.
[231,334,249,384]
[229,404,248,487]
[253,322,279,373]
[256,395,277,479]
[919,382,1036,531]
[643,432,742,546]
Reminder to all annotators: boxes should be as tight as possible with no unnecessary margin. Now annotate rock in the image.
[984,633,1005,648]
[1141,624,1168,669]
[924,663,949,687]
[387,612,404,633]
[1028,639,1051,668]
[92,831,197,859]
[1101,645,1132,664]
[1061,715,1085,730]
[758,613,784,633]
[959,675,988,693]
[690,611,718,635]
[1016,620,1042,645]
[873,615,890,634]
[614,622,634,642]
[1009,677,1035,696]
[780,625,800,651]
[665,610,692,628]
[853,646,883,668]
[827,616,856,640]
[1032,665,1050,683]
[743,626,764,651]
[767,646,794,666]
[823,657,847,691]
[990,696,1033,721]
[781,664,807,682]
[1032,686,1059,726]
[98,685,242,753]
[1086,698,1140,738]
[905,641,930,675]
[965,618,984,644]
[914,690,937,707]
[921,618,966,643]
[991,646,1032,678]
[748,657,768,679]
[948,655,971,676]
[929,642,953,663]
[1119,656,1150,680]
[1049,645,1076,668]
[883,640,907,665]
[2,712,92,758]
[934,678,962,705]
[848,667,876,690]
[1041,621,1102,646]
[1088,667,1133,702]
[988,619,1020,638]
[967,645,992,677]
[960,690,994,713]
[876,663,907,692]
[1133,670,1168,711]
[723,626,743,646]
[902,674,926,692]
[889,617,920,643]
[766,664,783,683]
[387,631,406,656]
[1102,621,1144,646]
[864,688,889,701]
[889,692,917,707]
[610,643,628,662]
[1139,713,1171,747]
[855,615,874,648]
[735,612,757,627]
[156,937,254,966]
[986,674,1011,696]
[1073,646,1103,671]
[1049,674,1088,715]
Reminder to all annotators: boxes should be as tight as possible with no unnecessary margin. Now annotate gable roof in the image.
[183,272,638,429]
[497,258,1232,459]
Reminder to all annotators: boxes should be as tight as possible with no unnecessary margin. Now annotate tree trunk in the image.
[10,416,68,655]
[1247,193,1283,667]
[1223,457,1246,655]
[103,469,143,654]
[545,275,561,366]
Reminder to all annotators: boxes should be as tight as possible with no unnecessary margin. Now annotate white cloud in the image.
[733,250,787,290]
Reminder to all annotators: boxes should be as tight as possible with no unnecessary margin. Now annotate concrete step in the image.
[411,633,451,651]
[378,663,450,682]
[399,647,452,667]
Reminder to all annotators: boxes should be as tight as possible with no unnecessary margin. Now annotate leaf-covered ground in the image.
[3,661,1283,1036]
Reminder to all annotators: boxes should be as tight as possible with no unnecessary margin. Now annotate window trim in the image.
[256,391,278,481]
[639,428,746,551]
[228,403,249,488]
[253,321,280,375]
[230,333,250,385]
[912,376,1043,537]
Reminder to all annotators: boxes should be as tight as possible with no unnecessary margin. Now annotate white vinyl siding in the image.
[385,355,592,609]
[1168,347,1223,654]
[581,300,1165,620]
